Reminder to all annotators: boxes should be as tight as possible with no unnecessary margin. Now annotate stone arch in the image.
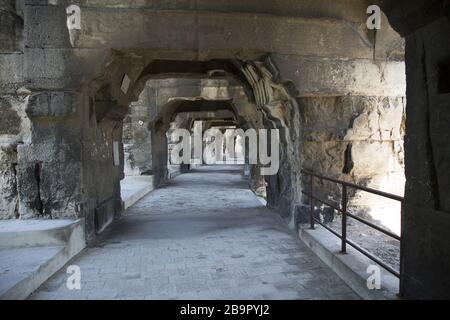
[5,0,450,300]
[3,1,407,241]
[75,52,303,232]
[120,69,289,200]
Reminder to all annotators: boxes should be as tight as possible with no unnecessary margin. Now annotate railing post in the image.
[341,184,348,254]
[301,169,403,278]
[310,175,315,229]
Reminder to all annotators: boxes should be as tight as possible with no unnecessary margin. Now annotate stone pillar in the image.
[403,12,450,299]
[17,91,83,219]
[0,0,24,220]
[151,123,168,187]
[249,165,267,198]
[380,0,450,299]
[81,110,125,238]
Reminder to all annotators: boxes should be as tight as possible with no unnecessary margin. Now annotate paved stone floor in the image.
[30,165,358,300]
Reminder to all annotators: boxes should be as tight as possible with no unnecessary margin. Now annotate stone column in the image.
[380,0,450,299]
[0,0,24,220]
[151,123,169,187]
[17,91,83,219]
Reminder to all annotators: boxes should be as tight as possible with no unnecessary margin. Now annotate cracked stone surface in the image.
[30,165,358,300]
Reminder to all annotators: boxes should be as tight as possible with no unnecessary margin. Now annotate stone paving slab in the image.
[30,165,359,300]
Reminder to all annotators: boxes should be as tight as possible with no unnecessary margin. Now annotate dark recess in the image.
[438,58,450,94]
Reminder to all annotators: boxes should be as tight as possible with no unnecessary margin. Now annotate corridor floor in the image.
[30,166,358,300]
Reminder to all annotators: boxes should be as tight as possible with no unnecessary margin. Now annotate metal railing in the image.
[301,170,403,279]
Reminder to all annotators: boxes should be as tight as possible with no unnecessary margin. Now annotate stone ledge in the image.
[120,175,155,211]
[0,219,84,249]
[0,246,65,300]
[0,219,86,300]
[298,225,400,300]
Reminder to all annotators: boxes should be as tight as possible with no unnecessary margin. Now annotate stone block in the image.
[26,91,75,118]
[197,13,373,60]
[0,98,21,136]
[351,141,400,175]
[24,5,196,50]
[17,141,82,163]
[0,54,24,91]
[273,55,406,96]
[0,8,23,53]
[25,47,107,90]
[301,141,348,174]
[374,13,405,61]
[0,148,18,218]
[344,97,405,142]
[21,3,401,63]
[0,95,29,145]
[16,162,40,218]
[17,160,82,219]
[24,5,72,49]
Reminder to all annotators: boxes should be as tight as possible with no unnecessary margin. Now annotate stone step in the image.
[298,226,399,300]
[120,176,154,210]
[0,219,85,300]
[0,219,84,249]
[0,246,66,300]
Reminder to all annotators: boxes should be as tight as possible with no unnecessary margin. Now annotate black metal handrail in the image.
[301,170,403,279]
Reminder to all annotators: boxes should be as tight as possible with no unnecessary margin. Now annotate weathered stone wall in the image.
[15,91,83,220]
[299,96,406,230]
[0,143,18,219]
[123,88,153,176]
[0,0,26,219]
[23,1,404,93]
[2,1,405,241]
[0,0,448,300]
[266,6,407,231]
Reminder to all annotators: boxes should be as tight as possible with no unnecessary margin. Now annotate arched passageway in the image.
[1,0,449,300]
[30,165,357,300]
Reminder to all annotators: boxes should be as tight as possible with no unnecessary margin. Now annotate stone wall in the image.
[379,0,450,299]
[1,1,405,242]
[16,91,83,220]
[0,0,449,299]
[0,0,25,219]
[123,88,153,176]
[0,143,18,219]
[299,96,406,231]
